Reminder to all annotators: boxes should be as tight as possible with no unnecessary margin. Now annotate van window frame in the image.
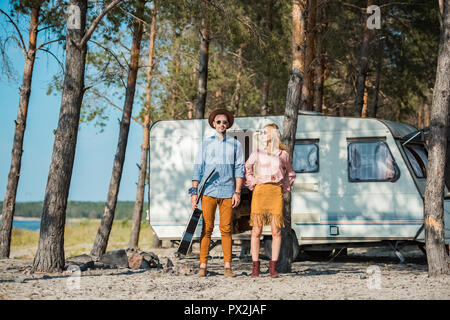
[293,139,319,174]
[403,143,427,179]
[400,141,450,198]
[347,139,400,183]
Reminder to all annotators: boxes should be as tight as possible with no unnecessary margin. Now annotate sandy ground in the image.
[0,244,449,300]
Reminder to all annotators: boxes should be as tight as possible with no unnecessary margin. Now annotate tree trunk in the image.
[129,2,157,250]
[314,2,327,114]
[424,103,431,127]
[169,24,180,115]
[195,10,210,119]
[424,0,450,277]
[361,78,369,118]
[32,0,88,272]
[370,39,382,118]
[232,44,244,116]
[0,4,41,259]
[354,0,374,117]
[128,125,149,250]
[187,102,194,119]
[301,0,316,111]
[278,0,306,274]
[261,0,273,116]
[279,72,303,273]
[395,106,401,122]
[445,112,450,191]
[418,105,424,129]
[313,47,326,113]
[91,6,144,259]
[261,77,270,115]
[215,87,223,107]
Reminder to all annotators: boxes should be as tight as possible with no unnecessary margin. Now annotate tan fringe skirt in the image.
[250,183,284,228]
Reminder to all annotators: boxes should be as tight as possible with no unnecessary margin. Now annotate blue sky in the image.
[0,2,146,202]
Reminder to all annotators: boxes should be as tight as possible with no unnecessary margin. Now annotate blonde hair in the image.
[263,123,288,153]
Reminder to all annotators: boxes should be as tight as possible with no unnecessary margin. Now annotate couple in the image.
[190,109,296,278]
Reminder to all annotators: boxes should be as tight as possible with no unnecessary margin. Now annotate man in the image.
[190,109,244,277]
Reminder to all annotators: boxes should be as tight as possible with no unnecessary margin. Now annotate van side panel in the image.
[291,116,423,244]
[149,115,428,244]
[149,120,206,239]
[150,117,283,240]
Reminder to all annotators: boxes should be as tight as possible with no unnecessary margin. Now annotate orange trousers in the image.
[199,195,233,263]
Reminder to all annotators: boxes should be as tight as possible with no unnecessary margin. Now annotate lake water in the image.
[12,220,41,231]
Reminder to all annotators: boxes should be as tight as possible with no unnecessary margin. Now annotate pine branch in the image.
[88,39,128,73]
[36,37,65,51]
[38,47,64,74]
[78,0,123,48]
[0,8,27,56]
[91,89,144,127]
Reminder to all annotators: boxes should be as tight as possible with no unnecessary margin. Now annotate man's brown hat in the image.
[208,108,234,128]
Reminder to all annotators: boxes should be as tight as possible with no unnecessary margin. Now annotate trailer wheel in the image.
[263,230,300,261]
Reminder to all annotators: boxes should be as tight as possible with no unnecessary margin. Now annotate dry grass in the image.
[9,219,154,259]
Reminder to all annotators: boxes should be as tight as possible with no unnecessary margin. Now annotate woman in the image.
[244,123,296,278]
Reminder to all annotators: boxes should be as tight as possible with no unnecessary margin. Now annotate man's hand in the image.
[191,195,198,209]
[231,193,241,208]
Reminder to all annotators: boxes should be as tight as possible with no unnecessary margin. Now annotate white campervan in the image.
[148,113,450,259]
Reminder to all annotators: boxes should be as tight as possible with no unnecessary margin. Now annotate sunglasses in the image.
[260,130,268,135]
[215,120,229,125]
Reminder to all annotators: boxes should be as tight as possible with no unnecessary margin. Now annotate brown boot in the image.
[197,267,207,277]
[269,260,279,278]
[251,261,260,278]
[224,267,234,278]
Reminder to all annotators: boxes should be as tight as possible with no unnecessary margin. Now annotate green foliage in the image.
[31,0,443,132]
[147,0,292,120]
[0,0,66,83]
[323,0,439,123]
[0,0,441,129]
[380,1,439,122]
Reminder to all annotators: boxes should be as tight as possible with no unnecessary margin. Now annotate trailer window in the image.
[293,142,319,173]
[348,141,399,182]
[404,144,427,178]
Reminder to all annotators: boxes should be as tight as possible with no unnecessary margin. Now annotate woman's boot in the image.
[251,261,260,278]
[269,260,278,278]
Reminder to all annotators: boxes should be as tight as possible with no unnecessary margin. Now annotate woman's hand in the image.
[232,193,241,208]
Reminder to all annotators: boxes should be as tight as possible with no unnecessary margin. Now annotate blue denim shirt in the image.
[192,135,245,199]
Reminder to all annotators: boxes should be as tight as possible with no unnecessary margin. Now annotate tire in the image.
[263,230,300,261]
[291,230,300,260]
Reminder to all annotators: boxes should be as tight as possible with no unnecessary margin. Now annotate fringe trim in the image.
[250,212,284,228]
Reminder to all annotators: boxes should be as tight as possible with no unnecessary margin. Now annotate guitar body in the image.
[176,169,215,256]
[177,208,203,255]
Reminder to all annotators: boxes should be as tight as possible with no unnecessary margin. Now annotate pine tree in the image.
[32,0,122,272]
[423,0,450,277]
[91,0,146,259]
[278,0,307,273]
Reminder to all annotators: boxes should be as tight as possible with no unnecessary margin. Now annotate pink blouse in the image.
[244,149,296,193]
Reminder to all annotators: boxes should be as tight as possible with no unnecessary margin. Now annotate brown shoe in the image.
[251,261,260,278]
[269,260,279,278]
[197,267,207,277]
[224,267,234,278]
